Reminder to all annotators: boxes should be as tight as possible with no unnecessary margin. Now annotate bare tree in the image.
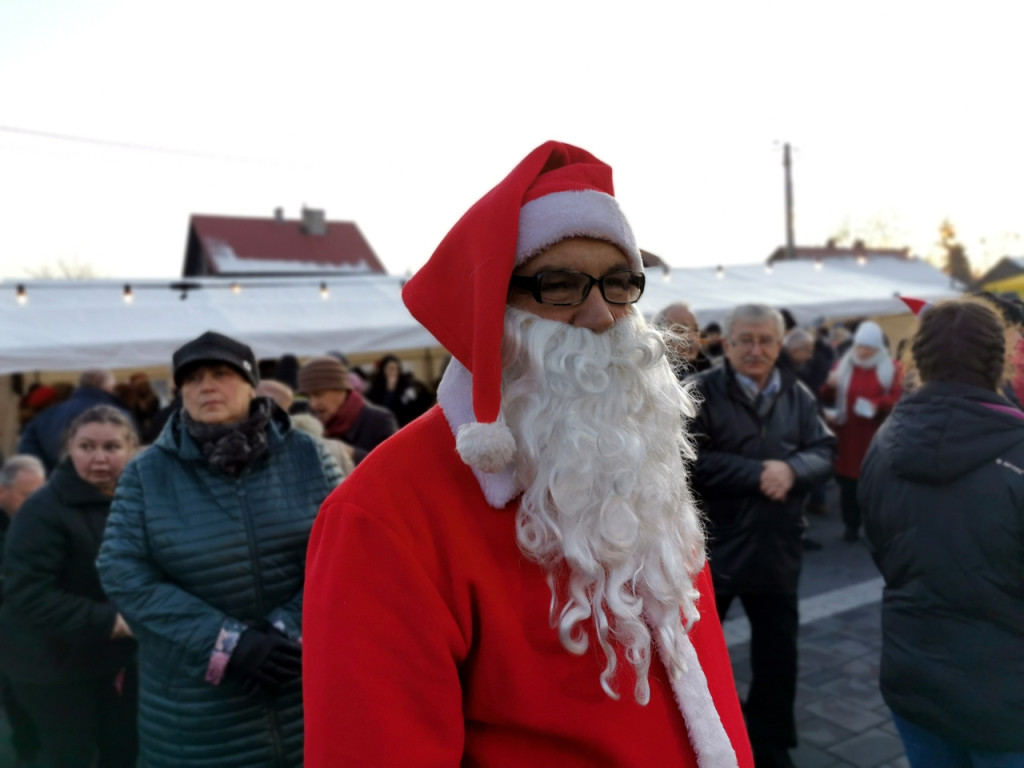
[827,211,908,249]
[26,259,98,279]
[937,219,973,285]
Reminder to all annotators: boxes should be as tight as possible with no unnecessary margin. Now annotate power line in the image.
[0,124,278,165]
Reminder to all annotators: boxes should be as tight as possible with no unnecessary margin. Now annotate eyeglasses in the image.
[508,270,645,307]
[729,335,781,351]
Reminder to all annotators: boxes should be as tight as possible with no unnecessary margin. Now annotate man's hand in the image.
[760,460,795,502]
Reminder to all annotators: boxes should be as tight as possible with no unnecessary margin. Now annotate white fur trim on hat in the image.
[516,189,641,269]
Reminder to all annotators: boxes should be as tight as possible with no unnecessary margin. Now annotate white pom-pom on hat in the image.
[456,420,517,474]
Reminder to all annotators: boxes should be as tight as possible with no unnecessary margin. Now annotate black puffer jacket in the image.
[0,459,136,684]
[691,362,835,593]
[859,381,1024,751]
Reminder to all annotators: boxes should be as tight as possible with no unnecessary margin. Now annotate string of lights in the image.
[8,276,373,305]
[710,255,871,281]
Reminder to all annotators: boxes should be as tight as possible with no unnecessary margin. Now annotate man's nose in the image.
[571,288,617,333]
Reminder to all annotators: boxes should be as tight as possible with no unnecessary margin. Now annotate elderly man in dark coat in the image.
[690,303,835,768]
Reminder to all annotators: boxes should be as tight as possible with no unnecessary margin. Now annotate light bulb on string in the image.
[15,284,27,305]
[123,284,134,304]
[320,281,329,300]
[231,282,242,295]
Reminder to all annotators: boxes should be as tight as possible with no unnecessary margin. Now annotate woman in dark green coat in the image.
[0,405,139,768]
[97,332,342,768]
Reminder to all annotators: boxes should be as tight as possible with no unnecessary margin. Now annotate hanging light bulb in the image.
[15,284,27,305]
[230,282,242,295]
[320,281,329,299]
[813,258,824,271]
[715,265,725,280]
[856,254,867,267]
[765,264,774,275]
[123,284,134,304]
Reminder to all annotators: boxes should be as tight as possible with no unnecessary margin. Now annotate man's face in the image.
[308,389,348,423]
[507,237,635,333]
[662,306,700,362]
[724,318,782,387]
[0,469,44,517]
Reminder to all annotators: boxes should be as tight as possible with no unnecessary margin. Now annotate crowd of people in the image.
[0,141,1020,768]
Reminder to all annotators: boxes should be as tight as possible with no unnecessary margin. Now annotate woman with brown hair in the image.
[0,405,139,767]
[859,298,1024,767]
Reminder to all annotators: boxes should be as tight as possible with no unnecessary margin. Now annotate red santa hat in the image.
[402,141,641,473]
[898,295,932,316]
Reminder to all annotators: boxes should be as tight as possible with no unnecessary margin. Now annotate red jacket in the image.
[822,361,902,478]
[304,407,753,767]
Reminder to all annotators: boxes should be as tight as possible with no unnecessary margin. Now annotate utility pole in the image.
[783,142,796,260]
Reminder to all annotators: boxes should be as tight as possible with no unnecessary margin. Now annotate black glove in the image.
[226,625,302,694]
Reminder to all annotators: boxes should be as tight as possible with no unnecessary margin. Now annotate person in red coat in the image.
[821,321,902,541]
[304,142,753,767]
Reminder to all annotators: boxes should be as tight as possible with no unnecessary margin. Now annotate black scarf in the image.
[182,398,272,477]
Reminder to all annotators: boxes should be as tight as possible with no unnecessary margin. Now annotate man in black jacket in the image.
[691,304,835,768]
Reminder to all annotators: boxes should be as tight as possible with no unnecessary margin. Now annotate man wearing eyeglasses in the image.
[690,304,835,768]
[304,142,753,767]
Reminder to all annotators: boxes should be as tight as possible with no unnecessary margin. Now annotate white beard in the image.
[499,306,707,704]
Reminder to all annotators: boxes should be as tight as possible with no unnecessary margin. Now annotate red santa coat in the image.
[822,362,902,478]
[304,406,753,767]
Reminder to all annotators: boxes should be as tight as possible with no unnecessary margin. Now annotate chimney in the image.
[301,206,327,236]
[274,207,284,222]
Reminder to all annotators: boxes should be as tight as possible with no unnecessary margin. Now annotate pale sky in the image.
[1,0,1021,281]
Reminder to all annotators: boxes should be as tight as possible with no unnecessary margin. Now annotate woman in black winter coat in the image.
[0,405,138,768]
[859,298,1024,767]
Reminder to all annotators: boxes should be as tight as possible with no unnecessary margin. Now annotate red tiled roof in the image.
[188,214,387,275]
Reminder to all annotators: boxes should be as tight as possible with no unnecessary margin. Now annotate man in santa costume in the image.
[304,141,753,767]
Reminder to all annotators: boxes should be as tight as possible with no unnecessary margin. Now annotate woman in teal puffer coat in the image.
[97,331,342,768]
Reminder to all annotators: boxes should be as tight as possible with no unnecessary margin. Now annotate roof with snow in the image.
[184,209,387,277]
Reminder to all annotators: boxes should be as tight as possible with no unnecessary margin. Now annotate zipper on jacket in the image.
[237,477,266,616]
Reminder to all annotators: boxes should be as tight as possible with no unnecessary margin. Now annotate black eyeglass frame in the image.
[507,270,646,307]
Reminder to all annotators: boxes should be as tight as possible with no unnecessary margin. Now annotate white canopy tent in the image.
[1,255,964,376]
[0,274,439,376]
[636,256,963,327]
[0,257,961,456]
[0,256,962,376]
